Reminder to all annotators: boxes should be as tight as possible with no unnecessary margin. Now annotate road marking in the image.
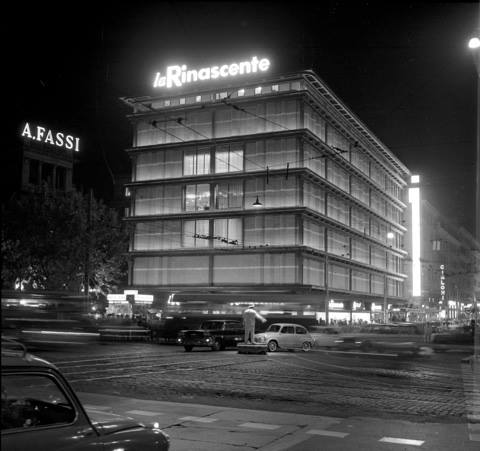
[306,429,349,438]
[83,404,111,411]
[126,409,163,416]
[239,422,281,430]
[379,437,424,446]
[179,416,218,423]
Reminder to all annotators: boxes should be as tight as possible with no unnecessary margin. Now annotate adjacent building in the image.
[121,66,412,323]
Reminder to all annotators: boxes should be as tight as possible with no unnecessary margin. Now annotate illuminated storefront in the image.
[121,62,411,323]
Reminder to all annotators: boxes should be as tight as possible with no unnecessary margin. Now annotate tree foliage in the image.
[1,187,129,297]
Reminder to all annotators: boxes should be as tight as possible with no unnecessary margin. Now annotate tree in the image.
[1,186,129,297]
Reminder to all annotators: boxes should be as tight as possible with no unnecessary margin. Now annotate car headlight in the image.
[256,335,266,343]
[205,337,212,343]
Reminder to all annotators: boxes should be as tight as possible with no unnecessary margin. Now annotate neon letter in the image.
[166,65,182,88]
[65,135,74,150]
[55,132,64,147]
[36,126,46,141]
[21,122,32,138]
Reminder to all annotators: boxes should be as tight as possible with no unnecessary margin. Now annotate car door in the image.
[294,326,310,348]
[1,370,103,451]
[278,325,295,349]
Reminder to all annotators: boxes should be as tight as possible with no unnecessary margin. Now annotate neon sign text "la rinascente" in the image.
[21,123,80,152]
[153,56,271,88]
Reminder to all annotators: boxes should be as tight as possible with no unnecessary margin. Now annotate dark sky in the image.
[5,1,478,235]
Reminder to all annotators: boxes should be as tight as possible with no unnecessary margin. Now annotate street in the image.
[35,341,480,450]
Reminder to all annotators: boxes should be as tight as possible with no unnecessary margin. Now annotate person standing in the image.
[424,321,432,343]
[242,304,266,344]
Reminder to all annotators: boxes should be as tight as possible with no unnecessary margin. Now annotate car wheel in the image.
[302,341,312,352]
[184,346,193,352]
[267,340,278,352]
[211,340,221,351]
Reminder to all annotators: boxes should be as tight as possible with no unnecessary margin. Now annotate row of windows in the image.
[134,140,404,218]
[132,216,404,273]
[132,177,404,248]
[134,98,404,201]
[147,81,302,111]
[132,253,405,297]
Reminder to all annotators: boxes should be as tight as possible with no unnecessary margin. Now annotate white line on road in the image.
[83,404,111,411]
[379,437,425,446]
[239,422,281,430]
[126,410,163,416]
[179,416,218,423]
[306,429,349,438]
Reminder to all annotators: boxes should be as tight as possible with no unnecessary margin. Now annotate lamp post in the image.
[468,34,480,242]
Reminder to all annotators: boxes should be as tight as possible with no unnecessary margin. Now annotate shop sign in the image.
[21,122,80,152]
[439,264,446,301]
[153,56,271,88]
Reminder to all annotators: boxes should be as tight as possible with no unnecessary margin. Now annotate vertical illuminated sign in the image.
[439,264,446,301]
[408,175,421,297]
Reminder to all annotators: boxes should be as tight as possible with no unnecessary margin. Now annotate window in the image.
[327,194,349,225]
[327,161,349,192]
[185,184,210,211]
[183,219,210,248]
[254,86,262,95]
[164,99,171,106]
[215,144,244,173]
[351,177,369,205]
[1,374,75,430]
[296,326,307,334]
[213,218,242,247]
[215,92,228,100]
[432,240,441,251]
[195,95,202,102]
[179,97,186,105]
[281,326,295,334]
[214,181,243,209]
[184,148,211,175]
[272,84,279,92]
[327,229,349,257]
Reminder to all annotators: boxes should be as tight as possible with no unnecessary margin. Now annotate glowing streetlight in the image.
[469,37,480,49]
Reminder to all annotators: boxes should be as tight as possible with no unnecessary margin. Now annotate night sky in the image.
[5,1,478,235]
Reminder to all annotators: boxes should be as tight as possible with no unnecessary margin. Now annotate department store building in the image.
[121,59,412,323]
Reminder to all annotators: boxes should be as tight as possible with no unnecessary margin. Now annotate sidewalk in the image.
[78,391,480,451]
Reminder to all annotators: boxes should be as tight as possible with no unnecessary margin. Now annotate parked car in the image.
[1,338,170,451]
[176,320,244,351]
[254,323,315,352]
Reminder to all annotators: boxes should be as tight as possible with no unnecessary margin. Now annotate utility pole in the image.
[325,254,329,325]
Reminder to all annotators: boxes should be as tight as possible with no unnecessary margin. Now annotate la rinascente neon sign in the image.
[21,122,80,152]
[153,56,271,89]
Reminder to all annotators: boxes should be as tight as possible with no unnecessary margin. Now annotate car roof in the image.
[1,350,57,370]
[1,337,58,370]
[269,323,306,327]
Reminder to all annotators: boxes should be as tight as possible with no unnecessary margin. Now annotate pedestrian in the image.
[242,304,266,344]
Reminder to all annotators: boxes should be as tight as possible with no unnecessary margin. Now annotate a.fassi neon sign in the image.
[153,56,271,88]
[21,122,80,152]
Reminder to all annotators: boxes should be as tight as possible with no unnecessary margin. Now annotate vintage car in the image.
[255,323,315,352]
[176,320,244,351]
[1,339,170,451]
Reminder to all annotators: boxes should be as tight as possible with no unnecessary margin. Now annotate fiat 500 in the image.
[255,323,315,352]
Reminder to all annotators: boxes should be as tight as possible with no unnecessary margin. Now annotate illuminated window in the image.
[164,99,171,106]
[254,86,262,95]
[411,175,420,184]
[183,220,210,248]
[125,187,131,197]
[184,148,211,175]
[272,84,279,92]
[214,181,243,209]
[213,218,242,247]
[216,92,228,100]
[184,184,211,211]
[195,95,202,102]
[179,98,186,105]
[237,89,245,96]
[432,240,441,251]
[215,144,244,173]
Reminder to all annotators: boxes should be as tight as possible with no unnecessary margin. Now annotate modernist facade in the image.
[122,68,411,323]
